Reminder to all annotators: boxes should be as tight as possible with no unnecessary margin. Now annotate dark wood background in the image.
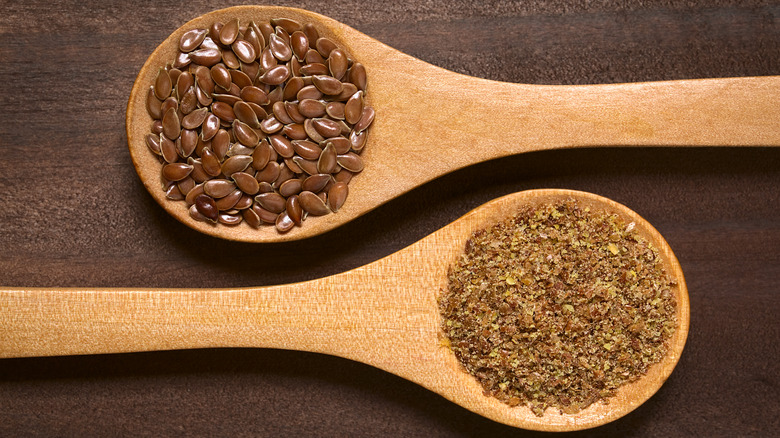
[1,1,778,436]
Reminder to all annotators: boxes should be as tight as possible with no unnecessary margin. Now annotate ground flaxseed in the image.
[438,199,677,416]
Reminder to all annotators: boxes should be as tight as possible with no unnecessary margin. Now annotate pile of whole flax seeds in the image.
[439,199,677,416]
[144,17,374,233]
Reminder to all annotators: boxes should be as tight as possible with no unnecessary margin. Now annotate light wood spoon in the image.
[126,5,779,242]
[0,189,690,431]
[127,6,779,243]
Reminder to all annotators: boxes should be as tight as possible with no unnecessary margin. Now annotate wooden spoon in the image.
[0,189,689,431]
[127,5,779,243]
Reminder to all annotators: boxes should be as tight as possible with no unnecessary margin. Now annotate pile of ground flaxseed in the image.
[438,199,677,416]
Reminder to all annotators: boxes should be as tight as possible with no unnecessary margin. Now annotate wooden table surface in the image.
[1,1,778,436]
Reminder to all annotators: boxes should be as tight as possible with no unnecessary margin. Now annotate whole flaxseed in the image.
[438,199,677,416]
[145,16,374,233]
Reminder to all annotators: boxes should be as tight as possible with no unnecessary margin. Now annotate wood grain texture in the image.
[0,0,778,436]
[127,6,778,242]
[0,189,691,431]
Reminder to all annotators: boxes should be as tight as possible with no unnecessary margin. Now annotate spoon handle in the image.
[515,76,780,149]
[371,41,779,172]
[0,265,440,362]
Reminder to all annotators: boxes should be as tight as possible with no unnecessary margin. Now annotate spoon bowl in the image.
[1,189,689,431]
[128,5,779,243]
